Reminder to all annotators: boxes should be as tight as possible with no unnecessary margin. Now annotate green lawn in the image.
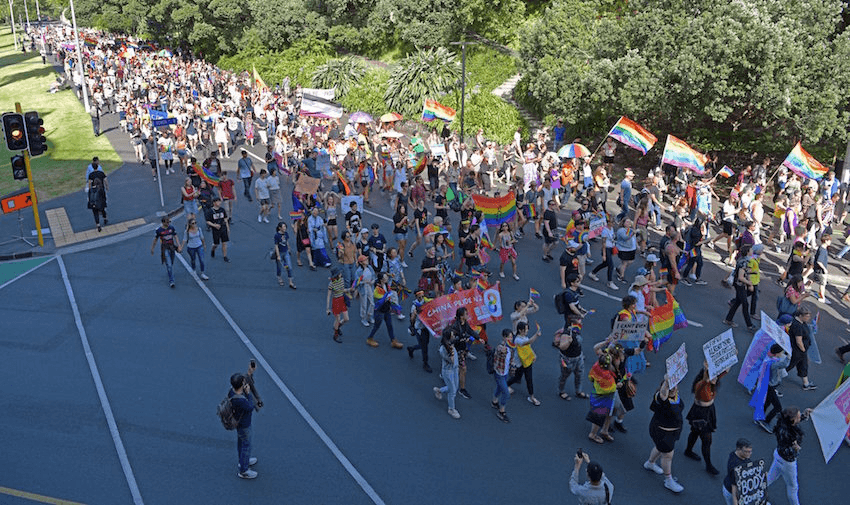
[0,27,121,200]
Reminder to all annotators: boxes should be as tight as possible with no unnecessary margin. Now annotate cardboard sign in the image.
[430,143,446,157]
[587,212,607,239]
[340,195,363,214]
[760,310,792,354]
[316,150,332,177]
[419,283,502,336]
[703,330,738,380]
[294,175,321,195]
[733,460,768,505]
[811,377,850,463]
[613,319,648,342]
[665,343,688,389]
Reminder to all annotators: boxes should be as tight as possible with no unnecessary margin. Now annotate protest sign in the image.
[587,212,607,239]
[340,195,363,214]
[733,460,768,505]
[760,310,791,354]
[316,150,332,177]
[429,143,446,157]
[737,331,774,391]
[811,377,850,463]
[295,175,321,195]
[613,319,648,342]
[703,330,738,380]
[419,283,502,336]
[665,343,688,388]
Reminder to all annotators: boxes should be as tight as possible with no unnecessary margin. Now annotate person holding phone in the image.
[570,450,614,504]
[229,368,259,479]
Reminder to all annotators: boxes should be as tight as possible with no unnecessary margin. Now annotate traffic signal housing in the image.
[2,113,28,151]
[11,155,27,180]
[25,111,46,156]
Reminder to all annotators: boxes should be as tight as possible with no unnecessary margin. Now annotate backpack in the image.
[659,235,671,267]
[732,257,748,286]
[554,291,567,314]
[485,345,496,374]
[216,393,243,430]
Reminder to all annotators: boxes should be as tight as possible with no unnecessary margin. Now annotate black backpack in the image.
[659,235,671,267]
[485,345,496,374]
[554,291,567,315]
[216,393,243,430]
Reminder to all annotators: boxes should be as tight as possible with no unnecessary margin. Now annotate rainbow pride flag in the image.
[197,166,221,187]
[83,36,98,48]
[563,219,576,243]
[289,211,304,220]
[480,234,494,250]
[471,192,517,225]
[413,155,428,175]
[421,99,456,122]
[782,142,828,180]
[718,165,734,178]
[351,274,364,290]
[608,116,657,155]
[529,288,541,298]
[661,135,708,175]
[252,65,269,93]
[648,290,688,351]
[334,170,351,195]
[527,204,538,219]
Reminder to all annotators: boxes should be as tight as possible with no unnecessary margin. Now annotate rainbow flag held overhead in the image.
[563,219,576,243]
[252,65,269,93]
[413,155,428,176]
[421,99,456,123]
[471,192,517,225]
[608,116,658,155]
[718,165,735,178]
[197,166,221,187]
[648,290,688,351]
[529,288,541,298]
[83,36,98,48]
[475,277,489,292]
[661,135,708,175]
[289,211,304,220]
[782,142,828,180]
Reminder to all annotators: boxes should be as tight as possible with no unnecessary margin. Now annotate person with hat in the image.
[326,267,349,343]
[571,452,614,505]
[354,254,377,327]
[407,288,433,373]
[560,240,582,290]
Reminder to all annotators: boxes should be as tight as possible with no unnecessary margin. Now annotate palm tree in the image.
[311,56,367,97]
[384,47,461,117]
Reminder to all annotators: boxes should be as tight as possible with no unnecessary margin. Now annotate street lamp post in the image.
[449,40,479,144]
[8,0,18,50]
[69,0,89,112]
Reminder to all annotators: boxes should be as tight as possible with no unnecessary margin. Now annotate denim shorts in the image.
[394,232,407,241]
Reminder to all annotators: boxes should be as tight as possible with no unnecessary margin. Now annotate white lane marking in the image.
[57,256,144,505]
[0,256,56,291]
[174,254,386,505]
[579,282,704,327]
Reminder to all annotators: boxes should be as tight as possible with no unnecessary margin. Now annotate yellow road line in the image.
[0,486,86,505]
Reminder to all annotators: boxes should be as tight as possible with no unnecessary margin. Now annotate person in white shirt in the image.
[570,454,614,505]
[253,169,271,223]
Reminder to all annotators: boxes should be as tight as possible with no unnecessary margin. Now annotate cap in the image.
[567,240,580,249]
[752,244,765,255]
[645,253,660,263]
[358,255,368,263]
[632,275,649,287]
[636,267,648,276]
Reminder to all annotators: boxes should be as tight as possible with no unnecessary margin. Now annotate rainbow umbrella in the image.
[380,112,403,123]
[557,143,591,159]
[349,112,373,124]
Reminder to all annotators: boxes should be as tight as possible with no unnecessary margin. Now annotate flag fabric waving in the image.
[471,192,517,225]
[422,99,457,122]
[252,65,269,93]
[648,290,688,351]
[718,166,735,178]
[608,116,658,155]
[529,288,541,298]
[782,142,828,180]
[196,166,221,187]
[413,155,428,176]
[661,135,708,175]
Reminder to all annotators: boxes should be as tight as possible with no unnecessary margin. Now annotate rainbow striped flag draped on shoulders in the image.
[661,135,708,175]
[471,191,517,225]
[374,285,402,313]
[608,116,658,155]
[782,142,828,180]
[648,290,687,351]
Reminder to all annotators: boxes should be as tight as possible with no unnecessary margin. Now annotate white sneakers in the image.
[664,477,684,493]
[238,469,257,479]
[643,460,663,475]
[257,215,262,222]
[433,387,443,400]
[587,272,599,281]
[608,282,619,290]
[448,408,460,419]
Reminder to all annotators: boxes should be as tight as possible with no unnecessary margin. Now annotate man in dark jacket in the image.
[229,371,259,479]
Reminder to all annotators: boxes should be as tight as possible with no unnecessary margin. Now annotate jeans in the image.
[237,426,252,474]
[242,176,253,199]
[681,246,703,279]
[187,245,205,273]
[649,202,662,226]
[591,247,614,282]
[767,449,799,505]
[163,249,175,283]
[721,486,735,505]
[275,251,293,278]
[410,329,429,365]
[837,244,850,259]
[725,283,753,327]
[359,287,374,323]
[749,283,760,316]
[616,201,630,222]
[558,355,585,394]
[439,368,459,410]
[340,262,356,289]
[493,373,510,407]
[91,117,100,136]
[367,310,395,342]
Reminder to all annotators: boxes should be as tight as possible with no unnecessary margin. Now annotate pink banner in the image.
[419,284,502,336]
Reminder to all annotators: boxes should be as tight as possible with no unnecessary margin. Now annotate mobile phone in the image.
[250,359,256,369]
[576,448,583,459]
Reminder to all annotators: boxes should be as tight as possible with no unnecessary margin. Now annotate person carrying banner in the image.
[753,343,791,433]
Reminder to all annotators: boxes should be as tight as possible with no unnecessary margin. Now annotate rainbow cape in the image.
[421,99,456,122]
[374,285,402,313]
[471,192,517,225]
[588,362,617,395]
[608,116,657,155]
[197,166,221,187]
[782,142,828,180]
[718,166,734,178]
[413,155,428,176]
[648,290,688,351]
[661,135,708,175]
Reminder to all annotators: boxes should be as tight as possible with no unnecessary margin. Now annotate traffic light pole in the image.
[16,102,43,247]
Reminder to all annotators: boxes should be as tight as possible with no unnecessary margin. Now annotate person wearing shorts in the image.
[254,169,271,223]
[326,267,348,343]
[219,171,236,221]
[644,376,685,493]
[207,198,231,262]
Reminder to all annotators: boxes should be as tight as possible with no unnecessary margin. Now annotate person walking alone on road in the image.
[180,217,209,280]
[238,150,254,202]
[86,167,108,232]
[326,267,349,343]
[274,221,296,289]
[228,372,259,479]
[433,329,461,419]
[491,329,513,423]
[151,216,182,288]
[207,198,231,263]
[254,169,271,223]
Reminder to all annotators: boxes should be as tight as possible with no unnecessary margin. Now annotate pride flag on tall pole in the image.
[422,99,457,122]
[782,142,828,180]
[607,116,658,155]
[253,65,269,93]
[661,135,708,175]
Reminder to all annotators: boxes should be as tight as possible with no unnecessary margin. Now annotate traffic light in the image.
[25,111,46,156]
[11,155,27,180]
[2,113,28,151]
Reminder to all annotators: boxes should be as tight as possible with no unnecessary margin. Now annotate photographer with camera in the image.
[570,450,613,504]
[229,360,263,479]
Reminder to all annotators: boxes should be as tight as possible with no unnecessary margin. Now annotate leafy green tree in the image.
[384,47,461,117]
[311,56,368,97]
[249,0,328,52]
[339,68,391,117]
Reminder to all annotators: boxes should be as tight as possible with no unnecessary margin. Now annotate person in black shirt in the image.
[206,198,231,263]
[767,406,812,505]
[448,307,481,400]
[151,216,182,287]
[228,371,259,479]
[434,185,450,227]
[345,200,362,236]
[644,375,686,493]
[722,438,753,505]
[407,199,429,257]
[463,224,482,272]
[87,169,108,231]
[542,200,559,261]
[556,317,587,400]
[560,241,581,289]
[786,306,816,390]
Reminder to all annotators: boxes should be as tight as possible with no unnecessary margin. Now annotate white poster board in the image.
[430,143,446,157]
[811,377,850,463]
[613,319,649,342]
[703,330,738,380]
[666,343,688,389]
[301,87,336,100]
[760,310,792,354]
[340,195,364,215]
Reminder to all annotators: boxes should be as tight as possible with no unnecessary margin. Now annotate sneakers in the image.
[433,387,443,400]
[695,279,708,285]
[258,215,263,223]
[680,278,692,286]
[612,420,628,433]
[397,313,406,320]
[643,461,664,475]
[458,388,471,399]
[496,411,511,423]
[169,282,175,288]
[587,272,599,281]
[263,217,270,223]
[513,274,520,281]
[500,272,505,278]
[361,320,370,327]
[200,273,210,280]
[802,383,817,391]
[366,338,379,348]
[401,261,408,268]
[664,477,684,493]
[391,340,404,349]
[755,419,773,433]
[407,346,414,359]
[775,389,783,398]
[237,469,258,479]
[223,257,231,263]
[447,408,461,419]
[608,282,619,290]
[467,352,477,361]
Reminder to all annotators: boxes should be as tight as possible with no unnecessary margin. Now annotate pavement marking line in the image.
[0,486,86,505]
[57,256,145,505]
[0,256,56,291]
[578,283,704,328]
[175,254,386,505]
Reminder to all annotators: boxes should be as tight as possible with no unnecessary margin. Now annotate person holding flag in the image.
[497,222,520,280]
[365,273,404,349]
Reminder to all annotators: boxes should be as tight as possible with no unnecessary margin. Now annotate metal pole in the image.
[460,43,466,144]
[843,136,850,184]
[23,0,28,32]
[16,101,43,247]
[9,0,18,50]
[154,127,164,206]
[69,0,89,112]
[34,0,38,25]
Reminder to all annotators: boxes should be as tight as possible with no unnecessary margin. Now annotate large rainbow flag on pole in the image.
[607,116,658,155]
[782,142,828,180]
[471,191,517,225]
[252,65,269,93]
[648,290,688,351]
[661,135,709,175]
[422,99,457,123]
